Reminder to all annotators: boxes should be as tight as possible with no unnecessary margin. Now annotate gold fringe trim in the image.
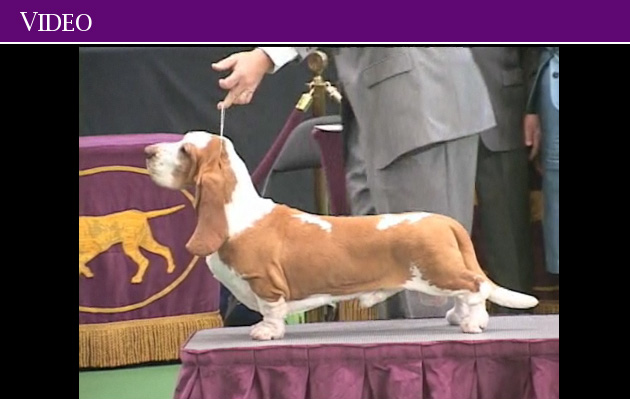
[339,300,377,321]
[79,311,223,369]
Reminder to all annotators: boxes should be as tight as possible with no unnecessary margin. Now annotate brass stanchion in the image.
[300,52,375,323]
[310,53,331,219]
[303,51,340,323]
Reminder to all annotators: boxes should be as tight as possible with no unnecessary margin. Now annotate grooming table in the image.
[176,315,559,399]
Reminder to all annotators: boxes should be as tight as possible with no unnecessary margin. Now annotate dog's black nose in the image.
[144,145,158,159]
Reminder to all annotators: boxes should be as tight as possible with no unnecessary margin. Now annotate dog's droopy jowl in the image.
[145,131,538,340]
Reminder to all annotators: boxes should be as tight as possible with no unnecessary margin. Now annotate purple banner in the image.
[5,0,630,42]
[79,134,220,325]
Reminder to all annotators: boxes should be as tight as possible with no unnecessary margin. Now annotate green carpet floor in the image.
[79,364,180,399]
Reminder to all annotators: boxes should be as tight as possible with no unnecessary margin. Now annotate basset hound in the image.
[145,131,538,340]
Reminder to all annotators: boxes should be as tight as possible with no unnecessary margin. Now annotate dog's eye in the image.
[179,143,194,157]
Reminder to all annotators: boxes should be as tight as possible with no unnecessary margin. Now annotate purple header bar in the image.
[4,0,629,42]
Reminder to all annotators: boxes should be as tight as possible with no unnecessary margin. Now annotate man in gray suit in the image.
[213,47,496,319]
[470,47,537,308]
[525,47,559,276]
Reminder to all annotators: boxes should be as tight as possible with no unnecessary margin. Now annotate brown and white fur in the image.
[145,131,538,340]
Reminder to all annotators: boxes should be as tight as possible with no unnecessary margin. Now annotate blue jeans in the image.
[538,64,559,274]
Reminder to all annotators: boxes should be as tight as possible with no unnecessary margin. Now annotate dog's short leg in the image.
[139,231,176,273]
[459,283,491,333]
[460,302,489,333]
[122,243,150,284]
[446,296,469,326]
[250,297,288,341]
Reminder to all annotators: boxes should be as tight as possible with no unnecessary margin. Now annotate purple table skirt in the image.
[175,315,559,399]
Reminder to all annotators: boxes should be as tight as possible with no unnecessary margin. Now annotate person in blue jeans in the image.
[524,47,559,275]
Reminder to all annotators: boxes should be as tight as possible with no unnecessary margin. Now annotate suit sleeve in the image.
[292,47,319,59]
[258,47,299,73]
[258,47,321,73]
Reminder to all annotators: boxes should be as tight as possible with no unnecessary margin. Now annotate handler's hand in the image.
[523,113,543,173]
[524,113,542,161]
[212,49,273,110]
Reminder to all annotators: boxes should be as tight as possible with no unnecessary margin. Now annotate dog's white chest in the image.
[206,254,259,311]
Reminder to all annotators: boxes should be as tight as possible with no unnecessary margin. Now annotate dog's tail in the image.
[144,204,186,219]
[487,286,539,309]
[450,218,539,309]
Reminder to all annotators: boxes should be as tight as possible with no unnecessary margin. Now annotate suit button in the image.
[552,71,559,78]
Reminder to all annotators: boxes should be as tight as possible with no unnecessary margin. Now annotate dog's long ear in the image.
[186,169,229,257]
[180,143,200,186]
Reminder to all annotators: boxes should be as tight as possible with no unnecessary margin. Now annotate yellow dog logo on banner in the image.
[79,205,184,283]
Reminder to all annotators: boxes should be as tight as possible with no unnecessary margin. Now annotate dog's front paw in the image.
[459,311,489,334]
[250,321,285,341]
[460,319,484,334]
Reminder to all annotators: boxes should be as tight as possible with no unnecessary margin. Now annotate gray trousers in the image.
[345,122,479,319]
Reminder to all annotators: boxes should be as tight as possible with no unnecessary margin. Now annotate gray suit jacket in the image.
[471,47,539,152]
[295,47,496,169]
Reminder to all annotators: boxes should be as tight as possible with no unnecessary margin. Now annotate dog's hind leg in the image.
[140,233,176,274]
[250,297,288,341]
[122,243,150,284]
[445,296,469,326]
[458,282,491,333]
